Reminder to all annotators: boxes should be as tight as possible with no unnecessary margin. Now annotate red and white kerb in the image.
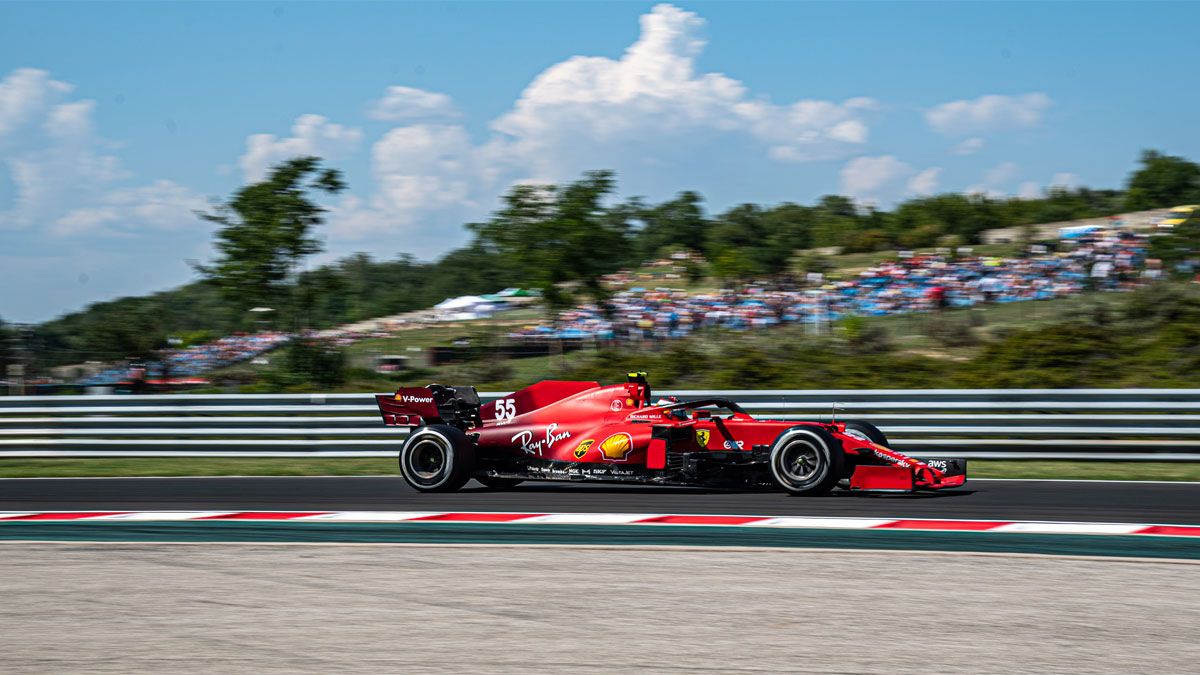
[0,511,1198,536]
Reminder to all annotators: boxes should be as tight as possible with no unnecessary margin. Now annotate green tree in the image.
[1150,217,1200,273]
[80,299,166,360]
[1124,150,1200,211]
[760,203,816,272]
[807,195,867,249]
[198,156,346,323]
[710,248,760,281]
[707,204,768,279]
[633,191,709,260]
[284,339,347,388]
[818,194,858,218]
[0,317,12,373]
[809,214,859,249]
[468,170,630,313]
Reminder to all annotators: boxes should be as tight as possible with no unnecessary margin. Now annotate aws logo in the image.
[599,432,634,461]
[695,429,711,447]
[573,439,595,459]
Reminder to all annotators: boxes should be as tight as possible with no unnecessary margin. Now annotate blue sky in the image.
[2,1,1198,323]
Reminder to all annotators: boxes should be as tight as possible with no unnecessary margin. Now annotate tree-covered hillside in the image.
[28,149,1200,370]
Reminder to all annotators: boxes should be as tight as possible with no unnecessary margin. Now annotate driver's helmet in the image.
[654,396,680,407]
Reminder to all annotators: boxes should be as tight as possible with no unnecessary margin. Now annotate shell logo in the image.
[599,432,634,461]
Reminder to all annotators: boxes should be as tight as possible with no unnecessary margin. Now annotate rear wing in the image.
[376,388,441,427]
[376,384,481,429]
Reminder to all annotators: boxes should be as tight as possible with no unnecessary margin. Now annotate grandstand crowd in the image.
[79,332,290,386]
[509,230,1153,341]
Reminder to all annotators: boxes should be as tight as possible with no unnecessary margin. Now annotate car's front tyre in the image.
[837,420,888,488]
[399,424,475,492]
[768,426,844,496]
[841,420,889,447]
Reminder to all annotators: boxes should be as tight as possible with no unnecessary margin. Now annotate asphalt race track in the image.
[4,476,1200,524]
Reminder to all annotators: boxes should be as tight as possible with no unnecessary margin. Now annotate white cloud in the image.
[0,66,219,320]
[965,185,1004,199]
[43,100,97,139]
[950,137,985,156]
[368,85,459,121]
[371,124,475,212]
[51,180,207,236]
[0,72,128,232]
[840,157,943,203]
[324,3,877,247]
[0,68,72,139]
[1017,181,1042,200]
[1050,172,1080,188]
[0,67,206,240]
[925,93,1052,136]
[959,162,1026,199]
[906,167,942,196]
[984,161,1020,186]
[321,124,482,246]
[489,3,873,175]
[967,164,1082,201]
[238,114,363,181]
[839,155,911,202]
[1014,172,1080,201]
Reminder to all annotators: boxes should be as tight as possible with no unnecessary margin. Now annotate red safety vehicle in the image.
[375,373,967,495]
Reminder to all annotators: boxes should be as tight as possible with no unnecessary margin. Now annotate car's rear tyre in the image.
[769,426,844,496]
[475,476,523,490]
[399,425,475,492]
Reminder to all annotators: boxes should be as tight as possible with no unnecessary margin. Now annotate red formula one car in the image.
[375,373,967,496]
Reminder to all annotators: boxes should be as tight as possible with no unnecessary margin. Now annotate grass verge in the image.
[1,458,1199,481]
[968,461,1200,482]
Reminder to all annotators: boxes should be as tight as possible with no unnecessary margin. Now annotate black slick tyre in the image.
[768,426,844,496]
[399,425,475,492]
[836,420,887,488]
[841,420,889,447]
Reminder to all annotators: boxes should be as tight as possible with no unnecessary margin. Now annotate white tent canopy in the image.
[432,295,503,321]
[434,295,488,310]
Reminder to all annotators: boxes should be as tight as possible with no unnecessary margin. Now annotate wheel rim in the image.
[408,438,448,481]
[777,439,824,484]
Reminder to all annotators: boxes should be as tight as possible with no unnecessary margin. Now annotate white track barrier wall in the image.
[2,390,1200,460]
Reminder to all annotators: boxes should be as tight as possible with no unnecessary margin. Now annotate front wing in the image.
[849,441,967,492]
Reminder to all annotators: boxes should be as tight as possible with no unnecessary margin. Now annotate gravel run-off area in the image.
[1,543,1198,674]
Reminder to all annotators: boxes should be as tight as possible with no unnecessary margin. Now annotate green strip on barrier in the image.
[1,521,1199,560]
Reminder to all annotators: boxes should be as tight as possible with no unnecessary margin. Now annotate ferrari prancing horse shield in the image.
[695,429,711,447]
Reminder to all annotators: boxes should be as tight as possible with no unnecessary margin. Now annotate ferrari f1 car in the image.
[375,373,967,496]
